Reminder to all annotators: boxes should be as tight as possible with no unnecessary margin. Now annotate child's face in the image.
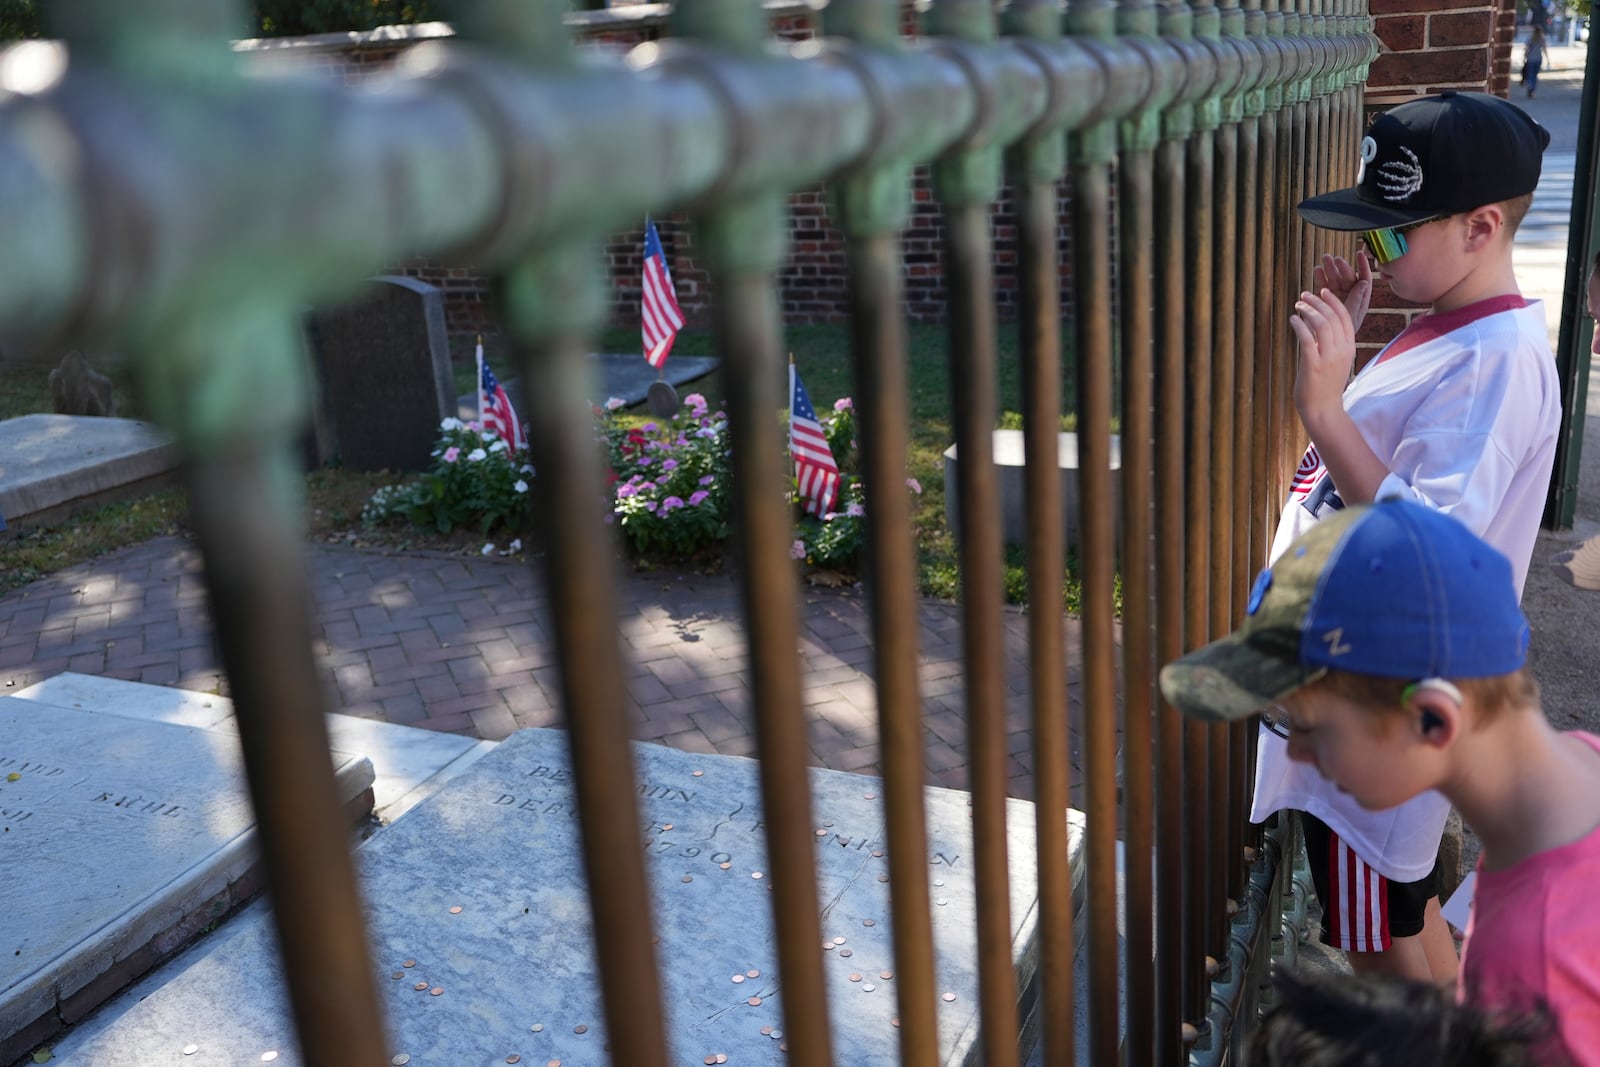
[1371,214,1465,307]
[1279,691,1438,811]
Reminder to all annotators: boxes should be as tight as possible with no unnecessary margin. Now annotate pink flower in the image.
[847,502,865,517]
[906,477,922,494]
[698,475,715,486]
[443,447,461,463]
[790,540,807,561]
[661,459,679,472]
[662,496,685,511]
[833,397,853,412]
[689,490,710,506]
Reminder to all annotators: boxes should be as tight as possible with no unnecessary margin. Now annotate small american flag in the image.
[642,217,684,369]
[789,363,840,517]
[477,339,526,451]
[1290,443,1325,496]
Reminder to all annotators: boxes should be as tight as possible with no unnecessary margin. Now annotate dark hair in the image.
[1249,971,1555,1067]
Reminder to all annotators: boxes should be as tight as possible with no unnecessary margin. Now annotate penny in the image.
[682,875,693,883]
[877,875,889,883]
[822,942,834,951]
[893,1018,901,1028]
[391,971,405,980]
[838,836,850,845]
[430,987,444,996]
[508,1057,522,1064]
[824,820,834,827]
[761,1027,773,1036]
[864,793,876,800]
[663,824,674,831]
[719,862,732,870]
[780,1043,787,1052]
[747,997,762,1007]
[752,872,764,879]
[862,919,875,927]
[832,937,846,945]
[747,969,759,978]
[182,1047,199,1057]
[704,1057,717,1065]
[414,982,429,991]
[943,992,957,1002]
[547,1061,561,1067]
[839,949,852,958]
[815,829,827,837]
[531,1024,544,1033]
[574,1025,589,1035]
[849,973,862,982]
[450,906,463,914]
[732,974,745,984]
[403,960,416,968]
[392,1057,411,1066]
[880,970,893,980]
[692,770,704,777]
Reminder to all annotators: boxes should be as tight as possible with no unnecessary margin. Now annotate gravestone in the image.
[48,352,115,418]
[308,276,455,472]
[50,728,1079,1066]
[0,696,376,1063]
[944,430,1123,551]
[0,414,181,530]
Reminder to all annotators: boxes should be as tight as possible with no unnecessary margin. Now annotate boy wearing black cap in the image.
[1259,91,1562,981]
[1161,501,1600,1066]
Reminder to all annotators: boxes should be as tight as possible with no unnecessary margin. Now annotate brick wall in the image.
[1356,0,1514,354]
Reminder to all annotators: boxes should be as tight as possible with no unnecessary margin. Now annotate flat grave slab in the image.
[49,728,1083,1066]
[0,694,376,1062]
[11,673,495,824]
[0,414,180,530]
[455,353,720,421]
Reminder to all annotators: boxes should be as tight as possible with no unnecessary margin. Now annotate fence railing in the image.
[0,0,1375,1063]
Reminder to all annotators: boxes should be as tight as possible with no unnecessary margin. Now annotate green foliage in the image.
[603,393,732,559]
[363,418,532,537]
[0,0,39,40]
[252,0,438,37]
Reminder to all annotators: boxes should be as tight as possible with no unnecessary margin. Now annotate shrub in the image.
[363,418,532,536]
[601,393,731,559]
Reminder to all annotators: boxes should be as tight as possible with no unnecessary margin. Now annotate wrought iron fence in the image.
[0,0,1374,1062]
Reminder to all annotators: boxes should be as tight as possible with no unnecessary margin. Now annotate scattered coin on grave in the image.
[863,984,876,992]
[880,970,893,980]
[720,862,732,869]
[716,1055,728,1064]
[822,942,834,951]
[547,1060,561,1067]
[507,1057,521,1064]
[752,871,764,879]
[747,997,762,1007]
[682,875,693,883]
[663,824,673,831]
[261,1055,278,1064]
[531,1024,544,1033]
[704,1057,717,1065]
[390,971,404,980]
[414,982,429,991]
[770,1030,783,1041]
[933,880,944,888]
[849,973,862,982]
[430,987,444,996]
[824,820,834,827]
[863,919,875,927]
[392,1056,411,1066]
[450,906,463,914]
[872,850,884,858]
[574,1025,588,1035]
[864,793,876,799]
[877,875,889,883]
[182,1046,198,1057]
[732,974,745,984]
[937,899,947,906]
[892,1018,901,1028]
[816,829,827,837]
[692,770,704,777]
[840,949,853,958]
[761,1026,773,1036]
[832,937,846,945]
[942,992,957,1002]
[402,960,416,968]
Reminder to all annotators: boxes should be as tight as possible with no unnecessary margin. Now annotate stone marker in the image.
[48,352,115,418]
[50,728,1080,1066]
[308,276,455,472]
[944,430,1123,551]
[0,414,181,530]
[0,697,376,1063]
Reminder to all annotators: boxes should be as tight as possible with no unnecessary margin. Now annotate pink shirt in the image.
[1459,732,1600,1065]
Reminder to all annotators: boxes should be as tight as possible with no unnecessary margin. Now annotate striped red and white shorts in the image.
[1299,812,1437,952]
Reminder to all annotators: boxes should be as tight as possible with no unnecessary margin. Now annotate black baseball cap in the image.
[1298,91,1551,231]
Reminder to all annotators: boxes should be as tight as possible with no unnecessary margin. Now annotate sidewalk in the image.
[0,536,1097,808]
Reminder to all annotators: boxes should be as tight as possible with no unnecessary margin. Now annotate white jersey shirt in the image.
[1253,296,1561,882]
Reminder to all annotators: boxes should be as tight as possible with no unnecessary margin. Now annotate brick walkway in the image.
[0,536,1108,804]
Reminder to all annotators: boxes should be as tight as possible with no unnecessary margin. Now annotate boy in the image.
[1161,500,1600,1064]
[1261,91,1560,981]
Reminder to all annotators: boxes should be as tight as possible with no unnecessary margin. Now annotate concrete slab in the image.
[456,353,719,421]
[11,673,494,826]
[48,728,1081,1066]
[0,415,181,530]
[0,694,375,1063]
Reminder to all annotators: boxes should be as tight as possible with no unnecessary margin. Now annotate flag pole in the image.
[475,334,486,427]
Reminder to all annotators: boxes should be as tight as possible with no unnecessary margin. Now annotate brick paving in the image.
[0,536,1115,805]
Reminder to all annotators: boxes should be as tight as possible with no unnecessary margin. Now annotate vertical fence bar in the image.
[1151,26,1197,1049]
[926,5,1020,1058]
[500,251,673,1067]
[1002,4,1077,1064]
[822,6,942,1061]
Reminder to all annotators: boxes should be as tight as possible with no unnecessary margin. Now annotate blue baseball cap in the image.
[1159,499,1531,722]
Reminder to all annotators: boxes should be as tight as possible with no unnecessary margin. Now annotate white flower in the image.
[481,431,497,443]
[605,396,626,411]
[521,464,535,475]
[481,543,495,556]
[514,480,529,494]
[490,439,508,453]
[509,538,522,552]
[467,448,487,462]
[440,417,463,431]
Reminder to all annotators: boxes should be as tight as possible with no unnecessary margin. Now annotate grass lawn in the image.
[2,325,1092,606]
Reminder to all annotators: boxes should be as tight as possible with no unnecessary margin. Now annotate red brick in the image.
[1370,47,1491,88]
[1430,10,1495,46]
[1375,13,1427,49]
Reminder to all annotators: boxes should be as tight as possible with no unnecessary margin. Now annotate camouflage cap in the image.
[1159,500,1530,722]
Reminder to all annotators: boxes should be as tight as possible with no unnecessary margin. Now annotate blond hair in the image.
[1298,666,1539,729]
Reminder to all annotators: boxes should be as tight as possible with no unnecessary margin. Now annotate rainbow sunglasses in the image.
[1359,214,1449,265]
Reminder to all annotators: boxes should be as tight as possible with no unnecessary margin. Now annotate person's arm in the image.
[1289,287,1391,503]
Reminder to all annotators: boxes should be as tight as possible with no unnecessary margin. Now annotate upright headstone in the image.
[48,351,116,417]
[308,276,455,472]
